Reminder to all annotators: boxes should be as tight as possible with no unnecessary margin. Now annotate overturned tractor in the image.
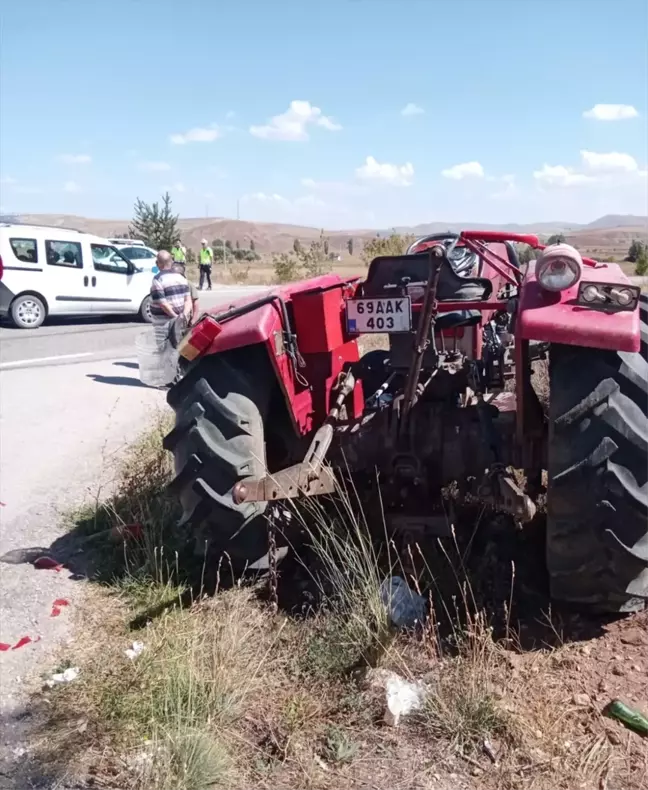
[164,230,647,614]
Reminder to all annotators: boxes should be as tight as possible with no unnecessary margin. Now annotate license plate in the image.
[346,297,412,333]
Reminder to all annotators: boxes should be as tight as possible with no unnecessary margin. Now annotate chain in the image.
[267,508,279,615]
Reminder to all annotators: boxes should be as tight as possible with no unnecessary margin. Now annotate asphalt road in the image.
[0,285,270,370]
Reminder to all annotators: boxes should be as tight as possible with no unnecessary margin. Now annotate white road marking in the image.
[0,352,94,369]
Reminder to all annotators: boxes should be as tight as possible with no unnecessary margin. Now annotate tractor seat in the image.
[435,310,482,331]
[364,254,493,302]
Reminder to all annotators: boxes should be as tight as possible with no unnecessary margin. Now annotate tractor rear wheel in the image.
[163,346,272,565]
[546,295,648,613]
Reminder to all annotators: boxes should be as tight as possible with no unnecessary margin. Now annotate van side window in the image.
[9,238,38,263]
[91,244,132,274]
[45,240,83,268]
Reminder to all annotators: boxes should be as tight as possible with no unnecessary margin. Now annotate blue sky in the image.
[1,0,647,228]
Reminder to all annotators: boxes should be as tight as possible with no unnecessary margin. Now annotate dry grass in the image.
[33,421,646,790]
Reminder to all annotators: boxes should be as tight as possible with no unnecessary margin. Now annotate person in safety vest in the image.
[171,238,186,265]
[198,238,213,290]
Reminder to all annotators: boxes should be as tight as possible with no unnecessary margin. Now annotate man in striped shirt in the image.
[149,250,192,326]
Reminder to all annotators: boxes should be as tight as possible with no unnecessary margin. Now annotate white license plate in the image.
[346,297,412,333]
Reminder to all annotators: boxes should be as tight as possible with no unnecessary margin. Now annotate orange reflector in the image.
[178,316,224,360]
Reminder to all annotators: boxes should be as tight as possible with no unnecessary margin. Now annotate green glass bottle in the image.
[605,700,648,737]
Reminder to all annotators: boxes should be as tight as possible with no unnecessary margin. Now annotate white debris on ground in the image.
[365,667,427,727]
[44,666,80,688]
[124,641,145,661]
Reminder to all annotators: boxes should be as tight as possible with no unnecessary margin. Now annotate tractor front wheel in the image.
[546,295,648,613]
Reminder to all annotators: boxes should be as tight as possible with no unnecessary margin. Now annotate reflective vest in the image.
[200,247,213,265]
[171,245,186,263]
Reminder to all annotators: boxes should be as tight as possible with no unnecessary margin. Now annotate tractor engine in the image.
[334,238,526,536]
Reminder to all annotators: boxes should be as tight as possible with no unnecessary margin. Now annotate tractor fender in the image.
[181,274,364,438]
[517,261,641,353]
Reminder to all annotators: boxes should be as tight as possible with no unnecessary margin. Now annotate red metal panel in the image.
[192,274,361,438]
[518,262,640,352]
[291,283,351,354]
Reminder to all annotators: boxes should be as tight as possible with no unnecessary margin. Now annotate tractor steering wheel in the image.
[406,233,478,277]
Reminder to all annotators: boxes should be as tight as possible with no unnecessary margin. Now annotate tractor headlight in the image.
[536,243,582,292]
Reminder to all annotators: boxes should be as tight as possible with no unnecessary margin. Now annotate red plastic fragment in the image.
[50,599,70,618]
[0,636,41,651]
[12,636,41,650]
[33,556,63,572]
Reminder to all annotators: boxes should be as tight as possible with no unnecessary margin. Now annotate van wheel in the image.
[139,296,153,323]
[11,295,46,329]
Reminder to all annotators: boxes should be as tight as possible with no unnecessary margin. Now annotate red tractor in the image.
[164,230,647,614]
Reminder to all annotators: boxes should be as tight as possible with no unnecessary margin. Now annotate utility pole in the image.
[236,198,240,221]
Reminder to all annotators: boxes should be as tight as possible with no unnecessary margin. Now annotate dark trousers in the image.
[199,265,212,290]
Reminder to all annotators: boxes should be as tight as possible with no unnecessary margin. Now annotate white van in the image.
[0,223,154,329]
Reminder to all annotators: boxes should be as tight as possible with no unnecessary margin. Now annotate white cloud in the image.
[356,156,414,186]
[63,180,81,193]
[249,100,342,141]
[0,175,17,185]
[170,125,221,145]
[138,161,172,172]
[583,104,639,121]
[242,192,289,203]
[441,161,485,180]
[580,150,638,173]
[401,103,424,116]
[533,164,593,187]
[58,154,92,165]
[163,182,186,193]
[225,110,236,120]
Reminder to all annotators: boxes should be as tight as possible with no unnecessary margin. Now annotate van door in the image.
[89,243,142,314]
[44,238,93,314]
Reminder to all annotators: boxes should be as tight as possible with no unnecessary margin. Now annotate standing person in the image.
[199,238,213,290]
[149,250,192,328]
[171,238,186,266]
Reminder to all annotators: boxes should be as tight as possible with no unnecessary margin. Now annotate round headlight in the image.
[610,287,633,307]
[536,243,582,292]
[581,284,603,303]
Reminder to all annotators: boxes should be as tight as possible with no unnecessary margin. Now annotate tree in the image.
[516,243,537,265]
[273,253,301,283]
[546,233,566,246]
[186,248,197,266]
[293,238,301,253]
[323,238,329,256]
[635,247,648,276]
[128,192,179,251]
[235,239,240,250]
[360,233,416,266]
[347,238,354,256]
[250,239,256,252]
[627,239,646,263]
[225,239,233,251]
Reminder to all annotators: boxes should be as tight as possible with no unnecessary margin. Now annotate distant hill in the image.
[11,212,648,257]
[581,214,648,231]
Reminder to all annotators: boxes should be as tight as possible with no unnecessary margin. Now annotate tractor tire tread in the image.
[546,301,648,612]
[164,347,271,562]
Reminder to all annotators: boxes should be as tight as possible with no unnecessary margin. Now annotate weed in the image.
[322,725,359,764]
